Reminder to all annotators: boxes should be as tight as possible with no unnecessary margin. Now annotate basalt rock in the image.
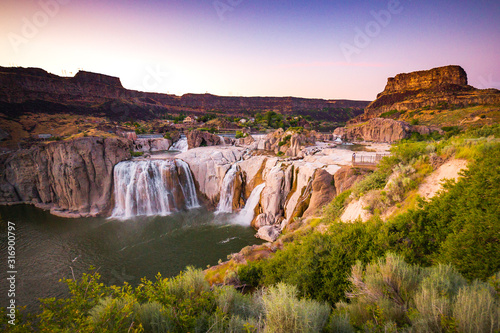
[334,118,443,143]
[261,129,316,157]
[351,65,500,122]
[186,130,222,149]
[0,66,368,122]
[334,118,411,143]
[0,137,132,216]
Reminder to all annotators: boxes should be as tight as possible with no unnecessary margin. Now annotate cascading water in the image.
[215,164,239,214]
[176,160,200,209]
[234,183,266,225]
[169,137,188,152]
[112,159,199,219]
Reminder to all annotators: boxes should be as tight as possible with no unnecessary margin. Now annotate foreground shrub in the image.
[261,283,330,333]
[330,253,500,332]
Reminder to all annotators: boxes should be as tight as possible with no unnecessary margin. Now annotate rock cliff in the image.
[0,66,368,122]
[353,65,500,122]
[177,138,384,242]
[0,137,131,217]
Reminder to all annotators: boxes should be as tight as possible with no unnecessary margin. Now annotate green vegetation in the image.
[235,131,248,139]
[4,125,499,332]
[130,151,144,157]
[329,253,500,332]
[277,134,291,147]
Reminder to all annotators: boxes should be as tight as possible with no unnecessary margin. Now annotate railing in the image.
[352,153,390,166]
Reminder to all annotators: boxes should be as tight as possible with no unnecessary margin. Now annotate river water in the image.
[0,204,262,312]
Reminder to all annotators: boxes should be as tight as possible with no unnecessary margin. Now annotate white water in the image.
[233,183,266,225]
[176,159,200,209]
[112,159,199,219]
[169,137,188,152]
[215,164,239,214]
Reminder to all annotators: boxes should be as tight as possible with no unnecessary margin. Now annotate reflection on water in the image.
[0,205,262,312]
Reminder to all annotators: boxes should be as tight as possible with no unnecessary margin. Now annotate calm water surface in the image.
[0,205,262,312]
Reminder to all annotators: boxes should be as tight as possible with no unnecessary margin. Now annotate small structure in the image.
[183,116,194,124]
[352,153,390,167]
[37,134,52,140]
[137,134,164,139]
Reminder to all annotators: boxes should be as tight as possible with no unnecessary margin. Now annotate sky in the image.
[1,0,499,101]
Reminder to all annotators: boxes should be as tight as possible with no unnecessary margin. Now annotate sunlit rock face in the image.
[0,137,131,217]
[351,65,500,123]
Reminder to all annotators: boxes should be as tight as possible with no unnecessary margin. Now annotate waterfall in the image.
[234,183,266,225]
[111,159,199,219]
[215,164,239,214]
[169,137,188,152]
[219,136,226,145]
[176,159,200,209]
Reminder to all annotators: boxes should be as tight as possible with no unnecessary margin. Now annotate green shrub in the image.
[453,281,500,332]
[135,301,176,333]
[131,151,144,157]
[322,189,351,222]
[351,170,388,197]
[278,135,292,147]
[261,283,330,333]
[235,131,247,139]
[336,253,500,332]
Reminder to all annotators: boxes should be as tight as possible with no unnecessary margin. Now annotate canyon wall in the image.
[178,145,357,242]
[0,137,131,217]
[0,66,368,122]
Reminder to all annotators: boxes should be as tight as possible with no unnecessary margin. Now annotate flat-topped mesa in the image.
[382,65,468,95]
[353,65,500,122]
[72,71,123,88]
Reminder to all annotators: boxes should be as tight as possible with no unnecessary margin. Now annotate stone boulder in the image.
[187,130,222,149]
[256,225,281,242]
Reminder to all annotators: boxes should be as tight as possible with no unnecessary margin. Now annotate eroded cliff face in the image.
[177,140,373,242]
[0,66,368,121]
[354,65,500,122]
[0,137,131,217]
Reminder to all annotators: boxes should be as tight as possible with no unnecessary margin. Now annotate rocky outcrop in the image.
[334,118,411,143]
[258,129,317,157]
[0,137,132,217]
[333,166,371,194]
[352,65,500,122]
[302,169,336,218]
[384,65,468,93]
[177,147,244,206]
[133,138,172,152]
[334,118,444,143]
[186,130,223,149]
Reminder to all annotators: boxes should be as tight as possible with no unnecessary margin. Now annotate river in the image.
[0,204,262,312]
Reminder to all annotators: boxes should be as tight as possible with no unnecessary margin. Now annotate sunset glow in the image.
[1,0,499,100]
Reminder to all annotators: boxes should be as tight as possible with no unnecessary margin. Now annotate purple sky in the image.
[1,0,499,100]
